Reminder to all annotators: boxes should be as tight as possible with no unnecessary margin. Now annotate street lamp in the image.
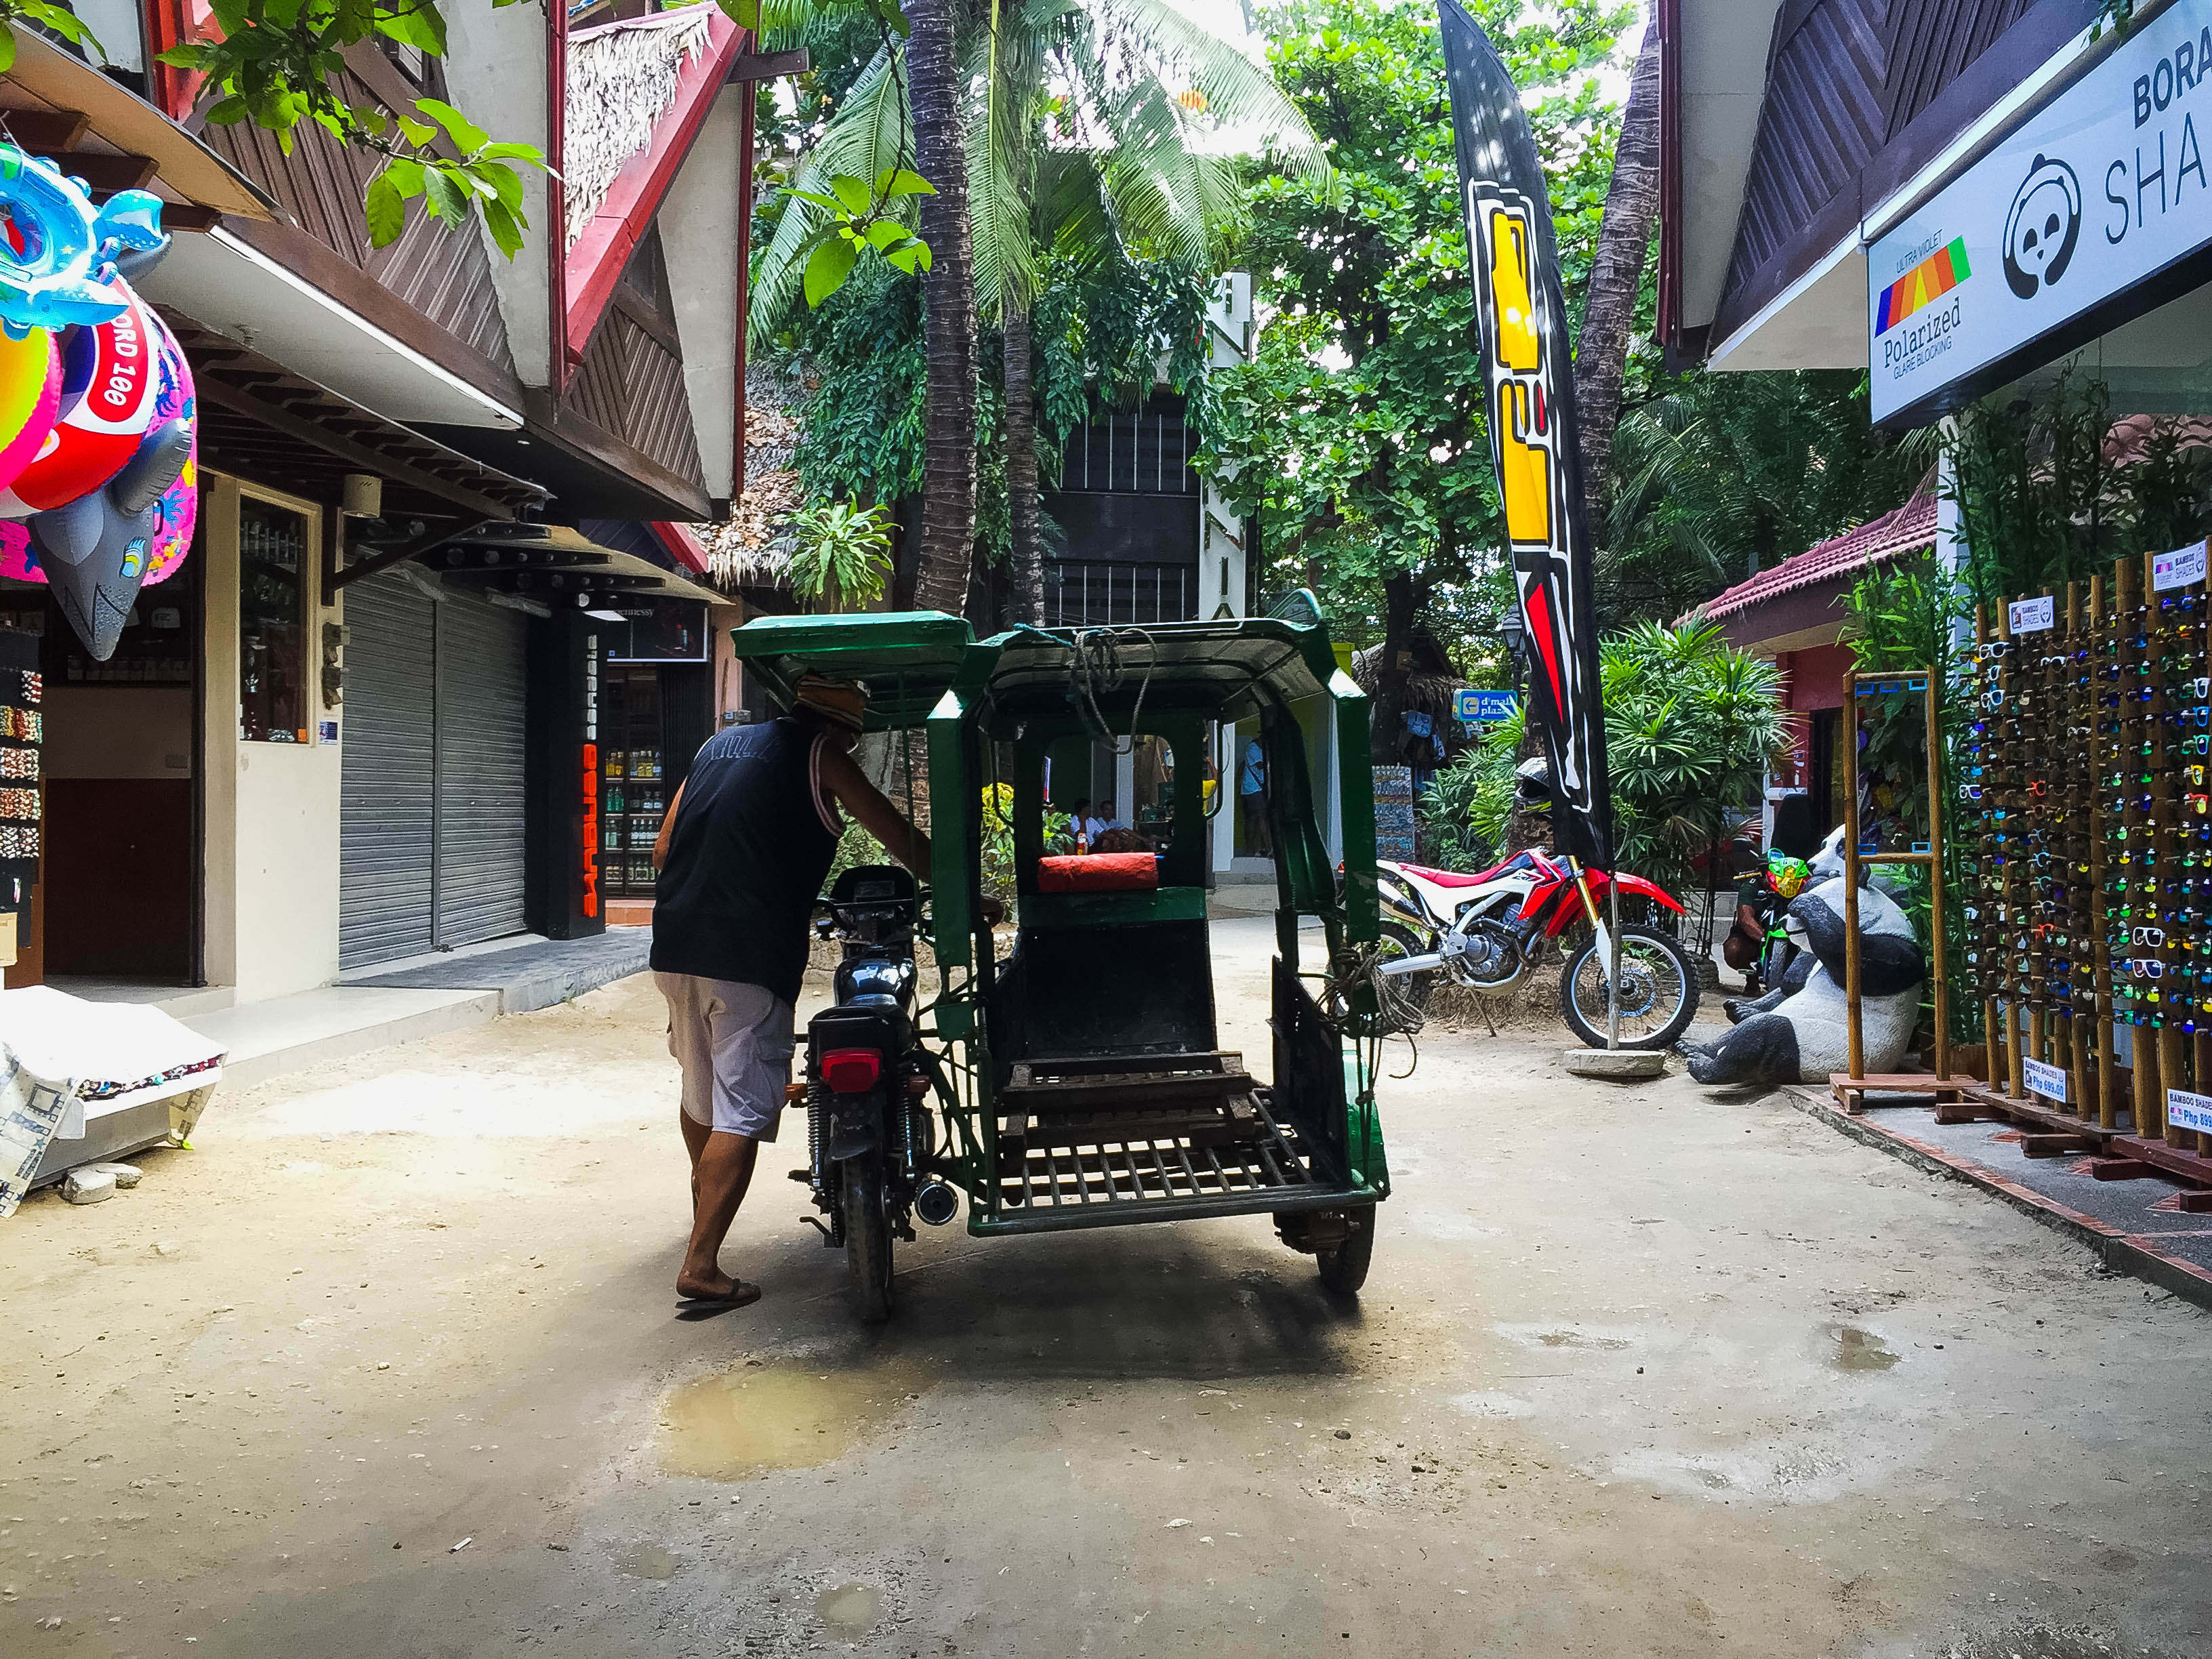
[1499,607,1526,697]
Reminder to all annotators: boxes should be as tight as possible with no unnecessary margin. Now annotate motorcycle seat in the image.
[1395,862,1489,888]
[1397,851,1555,888]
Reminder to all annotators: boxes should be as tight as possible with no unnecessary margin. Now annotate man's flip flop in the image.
[675,1279,762,1310]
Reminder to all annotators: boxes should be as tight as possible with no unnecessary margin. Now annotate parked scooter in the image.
[1368,765,1702,1050]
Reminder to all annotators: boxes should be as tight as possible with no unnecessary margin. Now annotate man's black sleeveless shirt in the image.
[651,719,840,1003]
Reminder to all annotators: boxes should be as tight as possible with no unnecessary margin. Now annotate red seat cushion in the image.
[1036,853,1158,893]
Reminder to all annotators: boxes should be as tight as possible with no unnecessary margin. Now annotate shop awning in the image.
[164,313,550,523]
[0,30,279,226]
[410,521,726,611]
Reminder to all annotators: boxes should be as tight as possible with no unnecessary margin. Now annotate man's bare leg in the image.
[678,1130,761,1302]
[681,1111,710,1214]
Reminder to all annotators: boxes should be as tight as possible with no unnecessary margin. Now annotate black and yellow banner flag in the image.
[1439,0,1614,872]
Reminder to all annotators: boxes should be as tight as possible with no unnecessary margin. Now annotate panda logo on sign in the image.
[2003,152,2081,300]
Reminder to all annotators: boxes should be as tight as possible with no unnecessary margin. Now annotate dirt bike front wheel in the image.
[1559,925,1701,1051]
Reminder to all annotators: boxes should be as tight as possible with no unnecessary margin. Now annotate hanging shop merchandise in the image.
[0,147,197,658]
[0,627,39,965]
[1965,544,2212,1166]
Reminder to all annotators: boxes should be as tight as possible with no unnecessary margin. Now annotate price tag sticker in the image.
[2006,595,2055,634]
[2152,539,2209,592]
[2021,1057,2068,1104]
[2168,1088,2212,1135]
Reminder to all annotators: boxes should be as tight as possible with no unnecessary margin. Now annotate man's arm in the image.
[651,779,688,872]
[818,743,931,872]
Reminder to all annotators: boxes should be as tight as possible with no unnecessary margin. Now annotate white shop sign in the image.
[2168,1087,2212,1134]
[2152,537,2209,590]
[2007,594,2055,633]
[2022,1057,2070,1104]
[1869,1,2212,423]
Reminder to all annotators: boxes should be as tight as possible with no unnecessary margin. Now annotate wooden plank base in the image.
[2020,1132,2098,1158]
[2112,1135,2212,1193]
[1957,1084,2121,1139]
[1829,1073,1977,1117]
[2087,1158,2160,1181]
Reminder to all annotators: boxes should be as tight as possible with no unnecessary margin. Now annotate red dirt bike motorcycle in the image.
[1366,848,1702,1050]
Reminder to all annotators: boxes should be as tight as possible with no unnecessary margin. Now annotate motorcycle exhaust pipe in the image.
[1377,951,1446,977]
[914,1180,960,1227]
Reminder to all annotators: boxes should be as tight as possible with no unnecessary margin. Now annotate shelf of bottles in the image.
[600,669,666,898]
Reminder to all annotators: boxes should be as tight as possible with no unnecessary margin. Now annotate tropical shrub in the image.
[787,500,895,611]
[1431,619,1787,907]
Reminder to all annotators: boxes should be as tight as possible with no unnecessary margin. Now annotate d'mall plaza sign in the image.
[1870,1,2212,424]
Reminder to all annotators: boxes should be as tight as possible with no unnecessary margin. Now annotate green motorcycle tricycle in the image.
[729,604,1393,1322]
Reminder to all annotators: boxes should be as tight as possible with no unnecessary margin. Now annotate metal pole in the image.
[1606,876,1621,1050]
[1924,663,1950,1084]
[1842,668,1864,1080]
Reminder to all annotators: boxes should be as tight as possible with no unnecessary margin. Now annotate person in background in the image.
[1088,798,1122,842]
[1065,798,1091,852]
[1239,735,1272,858]
[649,674,928,1308]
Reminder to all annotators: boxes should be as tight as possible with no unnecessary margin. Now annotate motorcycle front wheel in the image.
[1559,925,1701,1051]
[840,1149,895,1324]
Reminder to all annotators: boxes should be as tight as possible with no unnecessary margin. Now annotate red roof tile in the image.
[1701,491,1938,622]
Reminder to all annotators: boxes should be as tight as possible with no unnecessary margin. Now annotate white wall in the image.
[201,474,344,1002]
[661,85,747,502]
[1202,272,1253,621]
[441,2,554,387]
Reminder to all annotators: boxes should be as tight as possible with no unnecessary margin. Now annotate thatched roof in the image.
[696,365,804,588]
[564,7,716,251]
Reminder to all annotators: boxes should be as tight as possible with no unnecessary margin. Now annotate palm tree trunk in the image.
[1572,18,1660,528]
[908,0,977,614]
[1004,304,1042,624]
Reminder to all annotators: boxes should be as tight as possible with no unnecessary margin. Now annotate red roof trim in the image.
[1701,493,1938,623]
[564,4,746,365]
[648,520,713,576]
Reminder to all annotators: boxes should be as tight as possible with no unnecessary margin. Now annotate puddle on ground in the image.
[816,1582,883,1639]
[1823,1324,1899,1372]
[659,1357,937,1480]
[609,1542,680,1579]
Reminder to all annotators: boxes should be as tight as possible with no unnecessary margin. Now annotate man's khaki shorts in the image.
[655,972,796,1141]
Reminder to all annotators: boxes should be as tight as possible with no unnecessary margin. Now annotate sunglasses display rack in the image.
[1965,553,2212,1185]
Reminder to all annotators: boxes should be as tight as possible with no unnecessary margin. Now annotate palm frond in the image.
[750,43,912,343]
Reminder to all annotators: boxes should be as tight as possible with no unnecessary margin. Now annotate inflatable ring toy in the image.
[0,321,58,494]
[0,288,163,514]
[0,146,137,338]
[140,304,197,586]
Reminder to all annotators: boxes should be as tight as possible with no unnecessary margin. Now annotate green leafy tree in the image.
[755,0,1322,621]
[1599,362,1938,623]
[1201,0,1629,760]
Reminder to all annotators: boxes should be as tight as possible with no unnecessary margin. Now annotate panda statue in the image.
[1685,836,1924,1086]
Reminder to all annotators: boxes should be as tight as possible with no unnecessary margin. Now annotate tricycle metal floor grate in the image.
[994,1097,1317,1213]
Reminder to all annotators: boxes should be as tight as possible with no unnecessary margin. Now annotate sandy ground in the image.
[2,916,2209,1659]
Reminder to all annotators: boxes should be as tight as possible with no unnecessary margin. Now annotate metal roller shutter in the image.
[432,592,529,947]
[338,571,436,969]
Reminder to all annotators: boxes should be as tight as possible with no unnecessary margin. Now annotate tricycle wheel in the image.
[840,1149,895,1324]
[1316,1208,1374,1296]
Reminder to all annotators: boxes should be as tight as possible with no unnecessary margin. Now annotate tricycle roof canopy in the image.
[729,609,1348,733]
